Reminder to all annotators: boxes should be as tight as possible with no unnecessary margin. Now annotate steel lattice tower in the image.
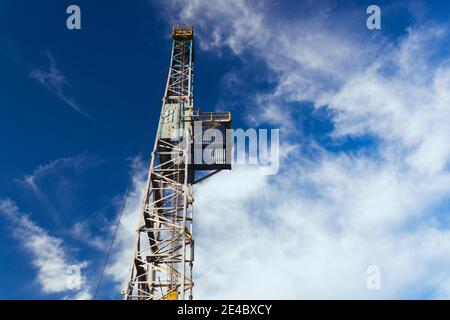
[122,26,231,300]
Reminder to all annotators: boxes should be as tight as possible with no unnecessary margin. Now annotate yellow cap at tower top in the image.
[172,25,193,40]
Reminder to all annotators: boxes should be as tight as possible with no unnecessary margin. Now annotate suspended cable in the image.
[93,117,153,300]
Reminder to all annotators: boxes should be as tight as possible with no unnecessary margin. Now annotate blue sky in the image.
[2,0,450,299]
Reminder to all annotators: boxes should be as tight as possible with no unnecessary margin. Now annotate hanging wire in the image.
[93,179,132,300]
[93,116,153,300]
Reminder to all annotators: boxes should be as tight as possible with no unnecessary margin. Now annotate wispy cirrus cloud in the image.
[0,198,92,299]
[20,152,100,196]
[16,152,102,221]
[30,52,91,119]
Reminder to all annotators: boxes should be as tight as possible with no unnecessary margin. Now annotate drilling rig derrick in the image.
[122,25,232,300]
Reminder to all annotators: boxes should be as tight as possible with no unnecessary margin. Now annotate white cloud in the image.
[164,0,380,107]
[329,26,450,176]
[172,0,267,55]
[0,198,91,298]
[192,155,450,299]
